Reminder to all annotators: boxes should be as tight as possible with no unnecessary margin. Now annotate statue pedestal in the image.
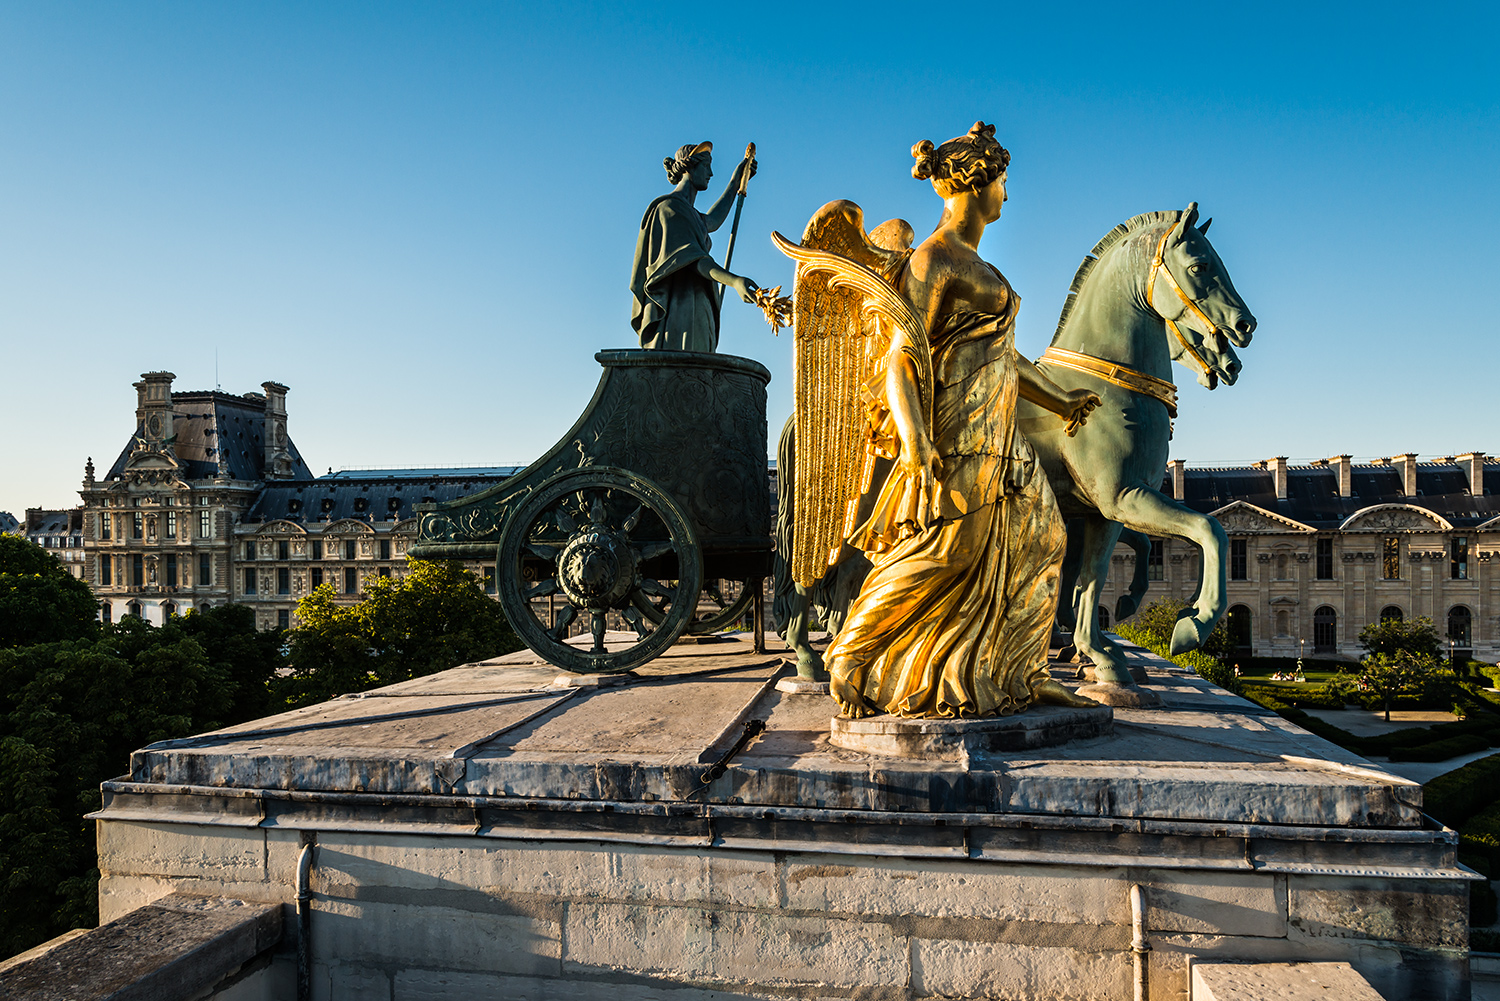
[93,632,1471,1001]
[829,704,1112,759]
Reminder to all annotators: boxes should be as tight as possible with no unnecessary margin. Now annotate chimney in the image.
[133,371,176,454]
[1168,459,1186,500]
[1457,451,1486,495]
[1330,454,1353,498]
[1393,452,1419,497]
[261,381,292,479]
[1269,456,1288,500]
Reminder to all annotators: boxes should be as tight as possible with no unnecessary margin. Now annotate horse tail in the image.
[772,413,797,637]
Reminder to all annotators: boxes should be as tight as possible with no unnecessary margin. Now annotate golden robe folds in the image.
[828,297,1066,719]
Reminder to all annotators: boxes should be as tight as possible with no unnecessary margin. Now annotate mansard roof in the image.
[104,390,313,484]
[1176,460,1500,531]
[242,468,521,526]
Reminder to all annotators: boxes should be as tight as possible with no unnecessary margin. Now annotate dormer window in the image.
[353,498,368,512]
[321,498,334,513]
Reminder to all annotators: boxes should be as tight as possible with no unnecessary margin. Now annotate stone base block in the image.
[1191,960,1386,1000]
[828,704,1113,759]
[1077,682,1163,707]
[775,676,829,695]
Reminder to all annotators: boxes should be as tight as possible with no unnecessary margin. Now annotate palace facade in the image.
[1096,454,1500,662]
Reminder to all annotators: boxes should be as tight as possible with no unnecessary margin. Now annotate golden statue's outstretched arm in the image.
[1017,356,1100,429]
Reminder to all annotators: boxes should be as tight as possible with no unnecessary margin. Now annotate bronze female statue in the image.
[773,122,1099,718]
[630,142,761,352]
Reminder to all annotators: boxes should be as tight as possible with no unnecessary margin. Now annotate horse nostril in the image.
[1235,318,1254,334]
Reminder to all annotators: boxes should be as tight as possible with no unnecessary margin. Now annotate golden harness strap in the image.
[1146,225,1217,378]
[1039,346,1178,418]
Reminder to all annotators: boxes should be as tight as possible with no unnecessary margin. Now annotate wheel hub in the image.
[557,526,636,608]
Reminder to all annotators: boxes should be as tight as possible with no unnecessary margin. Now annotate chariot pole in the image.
[718,142,755,304]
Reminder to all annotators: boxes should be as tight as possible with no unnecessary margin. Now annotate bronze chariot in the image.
[409,349,773,673]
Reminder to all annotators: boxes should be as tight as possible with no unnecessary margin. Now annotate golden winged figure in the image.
[773,122,1103,719]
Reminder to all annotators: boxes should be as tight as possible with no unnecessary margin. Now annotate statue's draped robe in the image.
[630,192,721,352]
[828,287,1067,719]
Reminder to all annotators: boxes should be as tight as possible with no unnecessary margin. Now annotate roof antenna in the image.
[215,348,220,392]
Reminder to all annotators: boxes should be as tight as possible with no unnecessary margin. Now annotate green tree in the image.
[0,533,98,648]
[1359,616,1443,661]
[279,559,521,707]
[1360,649,1440,721]
[0,606,283,957]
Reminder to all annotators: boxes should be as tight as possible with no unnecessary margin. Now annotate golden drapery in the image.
[827,304,1067,719]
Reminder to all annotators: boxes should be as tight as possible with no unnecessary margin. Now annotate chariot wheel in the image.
[635,577,756,635]
[497,467,703,674]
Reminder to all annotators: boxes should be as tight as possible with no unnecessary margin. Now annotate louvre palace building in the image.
[1096,455,1500,662]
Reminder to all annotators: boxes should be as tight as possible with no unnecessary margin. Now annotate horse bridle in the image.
[1147,225,1221,379]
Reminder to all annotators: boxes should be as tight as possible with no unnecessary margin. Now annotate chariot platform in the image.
[91,637,1473,1000]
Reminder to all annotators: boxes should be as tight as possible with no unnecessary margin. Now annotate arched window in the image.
[1227,604,1253,650]
[161,601,176,619]
[100,603,111,624]
[1449,606,1473,651]
[1380,605,1404,624]
[1313,605,1337,654]
[126,601,142,619]
[1275,610,1289,636]
[1098,606,1111,629]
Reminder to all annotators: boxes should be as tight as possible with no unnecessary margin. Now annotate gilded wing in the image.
[771,201,931,588]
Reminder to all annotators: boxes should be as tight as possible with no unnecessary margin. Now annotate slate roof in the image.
[242,468,523,525]
[0,512,19,534]
[104,391,314,483]
[1173,462,1500,530]
[25,509,81,536]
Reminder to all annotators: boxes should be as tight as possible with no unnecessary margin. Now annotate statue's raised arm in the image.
[629,141,762,352]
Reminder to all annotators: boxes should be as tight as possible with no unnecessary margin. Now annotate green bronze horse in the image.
[1018,202,1255,686]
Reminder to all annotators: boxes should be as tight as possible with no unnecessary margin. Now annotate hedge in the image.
[1387,733,1493,762]
[1422,753,1500,828]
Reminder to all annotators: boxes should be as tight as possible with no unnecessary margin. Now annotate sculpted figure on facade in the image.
[774,122,1100,719]
[630,141,761,352]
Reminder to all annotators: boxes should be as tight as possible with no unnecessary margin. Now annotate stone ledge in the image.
[1190,960,1386,1000]
[0,892,281,1001]
[829,704,1113,758]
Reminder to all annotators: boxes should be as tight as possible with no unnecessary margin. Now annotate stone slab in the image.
[0,892,280,1001]
[829,704,1113,758]
[1190,960,1386,1000]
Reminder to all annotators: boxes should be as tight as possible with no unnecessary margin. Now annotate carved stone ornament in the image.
[1256,553,1272,564]
[1339,504,1452,533]
[1210,501,1314,534]
[1296,553,1310,563]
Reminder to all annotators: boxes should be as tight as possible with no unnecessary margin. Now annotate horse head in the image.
[1148,203,1256,389]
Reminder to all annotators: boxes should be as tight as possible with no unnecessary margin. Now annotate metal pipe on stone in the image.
[296,837,317,1001]
[1130,883,1150,1001]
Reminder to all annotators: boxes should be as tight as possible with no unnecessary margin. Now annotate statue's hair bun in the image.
[911,122,1009,195]
[910,139,941,181]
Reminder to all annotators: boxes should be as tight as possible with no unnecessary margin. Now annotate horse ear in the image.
[1171,202,1199,244]
[1197,217,1212,235]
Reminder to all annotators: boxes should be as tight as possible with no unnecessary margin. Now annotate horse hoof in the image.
[1057,644,1078,663]
[1114,595,1139,620]
[795,649,827,681]
[1170,614,1212,655]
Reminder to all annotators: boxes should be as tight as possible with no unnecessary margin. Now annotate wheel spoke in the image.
[526,578,560,600]
[548,604,576,642]
[637,540,675,561]
[622,605,650,639]
[705,582,727,608]
[622,504,643,533]
[590,610,608,653]
[525,541,558,561]
[639,577,673,599]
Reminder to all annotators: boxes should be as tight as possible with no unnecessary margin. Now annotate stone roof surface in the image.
[242,468,520,525]
[103,391,314,483]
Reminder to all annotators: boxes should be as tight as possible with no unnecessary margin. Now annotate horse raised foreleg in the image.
[1103,487,1228,655]
[1070,515,1133,685]
[786,583,826,680]
[1115,527,1153,622]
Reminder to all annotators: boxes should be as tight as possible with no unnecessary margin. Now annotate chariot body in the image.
[408,349,773,673]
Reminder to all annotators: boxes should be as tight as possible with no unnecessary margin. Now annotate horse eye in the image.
[1188,263,1211,278]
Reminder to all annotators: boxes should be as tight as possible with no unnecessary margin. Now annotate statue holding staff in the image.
[630,141,762,352]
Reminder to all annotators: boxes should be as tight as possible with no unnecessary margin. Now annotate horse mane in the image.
[1051,210,1183,343]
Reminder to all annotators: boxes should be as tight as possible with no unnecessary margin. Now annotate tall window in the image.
[100,514,111,540]
[1098,606,1111,629]
[344,539,357,561]
[1449,606,1473,651]
[277,609,290,631]
[165,554,177,587]
[1313,605,1337,654]
[378,566,391,579]
[100,603,111,624]
[484,566,496,593]
[1316,538,1334,580]
[1382,537,1400,580]
[277,568,290,595]
[244,541,256,561]
[343,567,357,594]
[131,555,144,587]
[199,509,211,537]
[379,539,391,561]
[1452,536,1469,580]
[1275,552,1288,579]
[165,512,177,538]
[1230,539,1247,580]
[100,554,112,586]
[244,568,257,595]
[1227,604,1253,650]
[1380,605,1403,623]
[311,540,323,560]
[311,568,323,588]
[132,513,143,539]
[161,601,175,619]
[199,553,212,588]
[278,540,290,561]
[1147,540,1164,581]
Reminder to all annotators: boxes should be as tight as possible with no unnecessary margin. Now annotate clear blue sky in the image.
[1,2,1496,519]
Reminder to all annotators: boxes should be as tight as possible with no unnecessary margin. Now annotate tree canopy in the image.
[1359,616,1443,660]
[0,533,98,648]
[279,559,521,707]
